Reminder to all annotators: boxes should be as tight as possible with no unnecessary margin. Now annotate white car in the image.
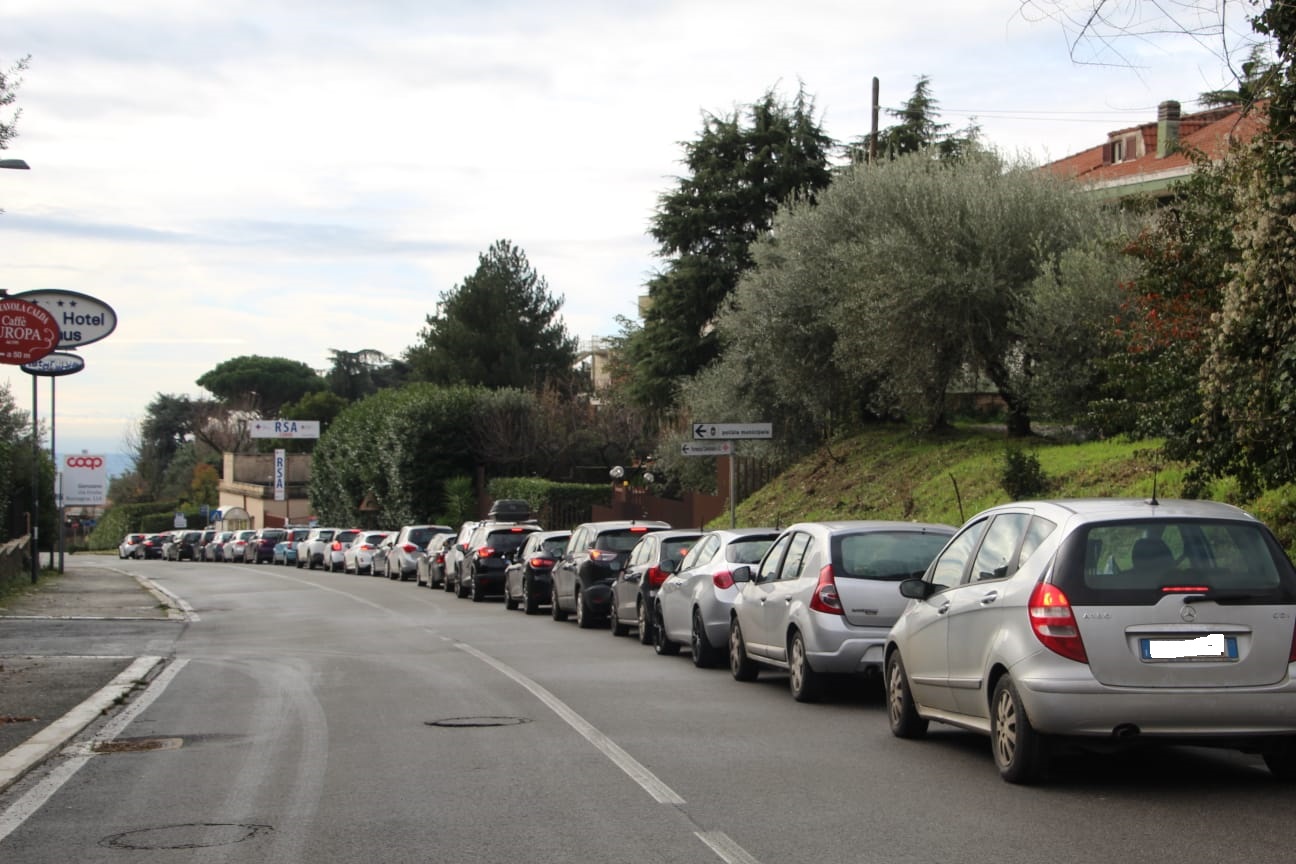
[343,531,389,574]
[118,533,146,558]
[297,527,338,570]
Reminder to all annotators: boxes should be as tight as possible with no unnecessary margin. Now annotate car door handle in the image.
[937,602,951,615]
[979,591,999,606]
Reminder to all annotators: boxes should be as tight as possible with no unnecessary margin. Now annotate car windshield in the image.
[834,531,952,580]
[1057,518,1296,605]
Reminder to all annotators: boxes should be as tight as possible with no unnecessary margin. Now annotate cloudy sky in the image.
[1,0,1259,461]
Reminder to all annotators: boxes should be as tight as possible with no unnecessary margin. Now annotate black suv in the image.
[163,530,203,561]
[458,521,542,601]
[551,520,671,628]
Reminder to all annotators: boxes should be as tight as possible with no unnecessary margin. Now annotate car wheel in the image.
[885,651,929,739]
[728,618,759,681]
[388,562,400,581]
[991,675,1048,784]
[456,573,470,598]
[636,598,653,645]
[788,631,826,703]
[443,573,456,592]
[523,579,540,615]
[504,582,519,610]
[653,604,680,656]
[691,609,723,668]
[470,572,485,602]
[610,603,629,636]
[550,585,569,621]
[575,587,596,629]
[1263,744,1296,781]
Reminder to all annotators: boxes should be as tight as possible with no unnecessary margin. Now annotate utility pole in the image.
[870,77,880,164]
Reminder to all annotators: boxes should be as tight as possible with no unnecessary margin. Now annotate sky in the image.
[0,0,1261,463]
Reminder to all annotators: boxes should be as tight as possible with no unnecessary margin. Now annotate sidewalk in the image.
[0,560,179,793]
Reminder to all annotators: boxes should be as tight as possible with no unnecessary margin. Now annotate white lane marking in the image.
[454,641,686,805]
[0,658,189,843]
[697,831,765,864]
[134,572,199,621]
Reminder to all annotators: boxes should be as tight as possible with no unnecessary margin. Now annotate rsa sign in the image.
[10,289,118,348]
[0,297,59,365]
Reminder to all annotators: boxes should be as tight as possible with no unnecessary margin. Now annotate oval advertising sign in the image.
[0,297,59,366]
[22,350,86,377]
[10,289,118,349]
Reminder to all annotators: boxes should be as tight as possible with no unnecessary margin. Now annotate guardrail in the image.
[0,536,33,592]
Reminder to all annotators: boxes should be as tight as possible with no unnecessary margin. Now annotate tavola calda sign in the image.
[0,297,59,365]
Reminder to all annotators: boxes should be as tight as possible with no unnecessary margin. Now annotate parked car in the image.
[118,533,146,559]
[274,527,311,566]
[885,498,1296,784]
[551,520,672,628]
[343,530,389,574]
[728,520,954,703]
[223,529,257,562]
[319,528,362,572]
[378,524,454,581]
[206,531,235,561]
[297,527,338,570]
[415,531,456,588]
[504,531,571,614]
[655,527,780,667]
[458,521,543,601]
[242,528,287,564]
[193,529,217,562]
[441,521,480,594]
[162,529,203,561]
[137,533,169,560]
[610,529,703,642]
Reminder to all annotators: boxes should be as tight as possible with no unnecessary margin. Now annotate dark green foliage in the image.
[405,240,577,391]
[195,355,326,415]
[1000,448,1050,501]
[624,85,834,413]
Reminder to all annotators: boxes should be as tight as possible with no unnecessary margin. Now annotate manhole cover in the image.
[425,716,531,728]
[99,823,273,850]
[92,737,183,754]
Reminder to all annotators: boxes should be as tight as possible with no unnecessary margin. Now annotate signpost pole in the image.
[730,449,737,529]
[30,374,39,584]
[50,375,59,571]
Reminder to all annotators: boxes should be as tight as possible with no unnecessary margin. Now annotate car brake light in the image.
[435,552,445,564]
[590,549,617,562]
[1161,585,1211,593]
[331,541,342,551]
[401,544,418,554]
[477,545,496,558]
[630,526,648,533]
[808,565,844,615]
[529,556,554,569]
[1289,622,1296,664]
[712,570,735,590]
[510,526,525,532]
[1028,581,1088,663]
[647,565,668,588]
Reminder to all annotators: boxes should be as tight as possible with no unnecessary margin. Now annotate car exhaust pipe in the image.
[1112,723,1140,739]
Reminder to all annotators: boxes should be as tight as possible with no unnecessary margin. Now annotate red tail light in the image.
[590,549,618,563]
[400,544,418,554]
[528,556,555,569]
[477,546,497,558]
[359,544,374,551]
[1029,581,1088,663]
[808,565,844,615]
[646,565,668,588]
[331,541,342,551]
[435,552,445,564]
[712,570,735,590]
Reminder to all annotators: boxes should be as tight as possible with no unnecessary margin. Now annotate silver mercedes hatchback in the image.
[885,498,1296,784]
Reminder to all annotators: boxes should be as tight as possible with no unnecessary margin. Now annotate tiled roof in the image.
[1044,102,1267,188]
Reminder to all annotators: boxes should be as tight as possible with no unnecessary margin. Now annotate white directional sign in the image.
[681,441,733,456]
[250,419,321,439]
[692,422,772,440]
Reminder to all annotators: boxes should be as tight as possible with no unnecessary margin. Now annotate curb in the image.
[0,655,165,794]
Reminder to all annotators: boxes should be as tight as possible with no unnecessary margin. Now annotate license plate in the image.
[1140,634,1238,661]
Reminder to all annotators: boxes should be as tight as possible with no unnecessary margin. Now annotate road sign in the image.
[60,453,108,506]
[11,289,118,349]
[22,351,85,377]
[0,297,59,365]
[692,422,772,440]
[681,441,733,456]
[249,419,321,439]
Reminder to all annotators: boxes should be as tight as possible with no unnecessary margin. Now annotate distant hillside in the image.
[730,424,1296,554]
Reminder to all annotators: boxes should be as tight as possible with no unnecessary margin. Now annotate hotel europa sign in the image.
[0,297,59,365]
[10,289,118,348]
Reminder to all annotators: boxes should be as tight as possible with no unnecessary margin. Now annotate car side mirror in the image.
[661,559,678,574]
[731,566,752,584]
[899,578,936,599]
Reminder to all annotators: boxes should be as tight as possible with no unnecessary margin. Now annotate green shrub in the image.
[1000,447,1049,501]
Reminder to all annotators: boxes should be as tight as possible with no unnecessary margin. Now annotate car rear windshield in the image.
[832,530,953,580]
[407,528,437,547]
[335,530,359,543]
[597,528,658,552]
[540,537,569,557]
[1055,518,1296,605]
[261,530,286,542]
[486,529,533,554]
[726,537,777,564]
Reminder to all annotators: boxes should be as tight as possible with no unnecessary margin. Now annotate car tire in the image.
[443,573,456,592]
[885,651,928,739]
[991,674,1048,784]
[610,604,629,636]
[636,599,653,645]
[470,572,485,602]
[504,584,520,610]
[653,604,680,656]
[456,573,470,598]
[523,579,540,615]
[388,562,400,581]
[788,631,826,703]
[550,585,569,621]
[575,587,596,629]
[691,609,723,668]
[728,618,759,681]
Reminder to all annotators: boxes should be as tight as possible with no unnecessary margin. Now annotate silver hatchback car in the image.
[729,521,955,702]
[885,498,1296,784]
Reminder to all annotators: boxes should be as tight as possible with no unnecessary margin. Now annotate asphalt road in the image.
[2,556,1293,863]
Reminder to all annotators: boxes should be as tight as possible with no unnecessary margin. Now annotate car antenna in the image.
[1149,467,1160,506]
[949,473,965,524]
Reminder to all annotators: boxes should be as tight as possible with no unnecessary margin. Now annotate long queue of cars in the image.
[119,496,1296,785]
